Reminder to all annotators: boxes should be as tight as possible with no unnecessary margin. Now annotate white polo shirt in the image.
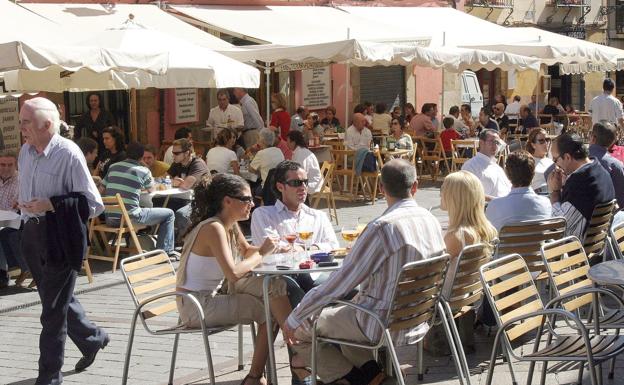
[462,152,512,198]
[590,93,624,125]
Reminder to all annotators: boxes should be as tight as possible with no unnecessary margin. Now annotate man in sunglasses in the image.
[548,133,614,240]
[462,129,511,201]
[588,122,624,209]
[251,160,339,385]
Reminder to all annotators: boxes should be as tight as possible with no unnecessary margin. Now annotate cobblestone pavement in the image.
[1,181,622,384]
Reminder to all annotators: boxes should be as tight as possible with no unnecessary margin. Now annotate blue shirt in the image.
[18,134,103,219]
[485,186,552,231]
[589,144,624,209]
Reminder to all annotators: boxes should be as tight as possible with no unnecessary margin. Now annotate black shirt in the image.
[75,110,115,144]
[98,150,126,178]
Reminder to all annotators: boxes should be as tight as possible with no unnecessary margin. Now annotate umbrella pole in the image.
[265,66,271,125]
[130,88,138,142]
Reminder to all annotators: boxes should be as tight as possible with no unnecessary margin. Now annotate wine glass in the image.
[341,225,360,249]
[277,220,297,265]
[357,216,371,234]
[296,221,314,260]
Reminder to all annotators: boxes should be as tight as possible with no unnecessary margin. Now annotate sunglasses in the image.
[171,150,187,155]
[228,195,254,203]
[533,138,551,144]
[282,179,309,187]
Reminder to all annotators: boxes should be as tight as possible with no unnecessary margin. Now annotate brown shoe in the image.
[15,271,31,287]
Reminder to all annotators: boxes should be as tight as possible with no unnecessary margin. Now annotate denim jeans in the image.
[0,228,27,282]
[131,207,175,253]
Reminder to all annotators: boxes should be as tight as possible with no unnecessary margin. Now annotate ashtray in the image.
[311,252,333,263]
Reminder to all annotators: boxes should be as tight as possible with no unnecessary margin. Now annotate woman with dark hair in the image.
[176,174,298,385]
[286,131,322,193]
[206,128,240,174]
[390,117,414,152]
[526,127,553,193]
[75,92,115,144]
[96,126,126,178]
[404,103,416,125]
[320,106,340,129]
[371,103,392,135]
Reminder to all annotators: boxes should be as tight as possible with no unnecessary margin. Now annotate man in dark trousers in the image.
[18,97,109,385]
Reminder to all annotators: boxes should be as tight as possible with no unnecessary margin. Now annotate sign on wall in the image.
[0,97,20,151]
[173,88,198,124]
[302,67,331,109]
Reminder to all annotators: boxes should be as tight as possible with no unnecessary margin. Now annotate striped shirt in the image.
[102,159,153,222]
[18,134,103,219]
[286,198,445,345]
[0,173,18,212]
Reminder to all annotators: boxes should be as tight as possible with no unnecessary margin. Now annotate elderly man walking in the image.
[18,97,109,385]
[284,159,445,385]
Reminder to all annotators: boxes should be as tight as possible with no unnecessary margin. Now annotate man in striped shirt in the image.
[102,142,177,257]
[285,159,445,385]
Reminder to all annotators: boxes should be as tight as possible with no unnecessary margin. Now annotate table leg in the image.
[263,275,278,384]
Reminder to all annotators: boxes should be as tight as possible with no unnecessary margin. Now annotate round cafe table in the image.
[252,251,342,384]
[588,260,624,287]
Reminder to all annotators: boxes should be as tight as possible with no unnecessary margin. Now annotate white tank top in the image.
[181,252,224,292]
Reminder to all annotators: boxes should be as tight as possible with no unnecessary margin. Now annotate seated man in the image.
[103,142,178,258]
[285,159,445,385]
[166,138,209,235]
[476,107,499,134]
[249,128,285,191]
[485,150,552,231]
[548,133,615,240]
[518,105,539,134]
[588,122,624,209]
[143,144,170,178]
[493,103,509,134]
[163,126,192,165]
[344,113,372,150]
[0,150,28,288]
[462,129,511,200]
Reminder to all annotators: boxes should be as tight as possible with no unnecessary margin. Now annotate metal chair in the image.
[438,242,494,385]
[309,250,468,385]
[540,236,624,379]
[480,254,624,385]
[120,250,252,385]
[582,200,617,265]
[495,217,566,283]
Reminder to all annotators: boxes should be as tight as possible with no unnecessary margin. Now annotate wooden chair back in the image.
[415,136,448,181]
[317,161,335,193]
[387,250,450,332]
[120,250,178,321]
[310,161,338,224]
[480,254,545,343]
[609,220,624,260]
[445,243,493,316]
[450,139,478,171]
[541,236,593,312]
[102,194,142,235]
[583,200,616,264]
[496,217,566,279]
[330,149,356,174]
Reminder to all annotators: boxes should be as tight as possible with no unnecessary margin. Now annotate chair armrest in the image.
[545,286,624,311]
[135,290,205,335]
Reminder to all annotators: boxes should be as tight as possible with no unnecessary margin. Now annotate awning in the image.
[167,5,429,45]
[20,3,233,50]
[0,0,68,44]
[341,6,624,74]
[218,39,541,72]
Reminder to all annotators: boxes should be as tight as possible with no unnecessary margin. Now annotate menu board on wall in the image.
[0,97,20,151]
[302,67,331,109]
[173,88,198,124]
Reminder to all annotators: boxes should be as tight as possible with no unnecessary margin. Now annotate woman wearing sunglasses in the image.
[176,174,294,385]
[526,128,553,193]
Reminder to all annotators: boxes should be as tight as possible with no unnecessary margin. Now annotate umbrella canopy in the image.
[3,15,260,92]
[219,39,541,72]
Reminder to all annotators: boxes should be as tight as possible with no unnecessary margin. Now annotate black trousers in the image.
[22,217,108,385]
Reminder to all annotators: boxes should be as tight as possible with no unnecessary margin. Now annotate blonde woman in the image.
[435,171,497,352]
[270,92,291,140]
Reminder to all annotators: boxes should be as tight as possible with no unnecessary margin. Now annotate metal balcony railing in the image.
[466,0,514,8]
[547,0,590,7]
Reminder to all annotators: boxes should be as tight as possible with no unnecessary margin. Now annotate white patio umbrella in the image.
[2,15,259,92]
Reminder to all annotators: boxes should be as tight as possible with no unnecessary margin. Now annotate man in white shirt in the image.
[290,106,308,132]
[207,89,244,129]
[344,113,372,150]
[448,105,467,133]
[250,128,284,187]
[589,78,624,127]
[462,129,511,200]
[505,95,521,116]
[485,150,552,231]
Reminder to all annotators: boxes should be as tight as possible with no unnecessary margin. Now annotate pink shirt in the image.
[409,114,435,137]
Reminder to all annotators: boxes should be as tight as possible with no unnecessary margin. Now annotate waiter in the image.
[18,97,109,385]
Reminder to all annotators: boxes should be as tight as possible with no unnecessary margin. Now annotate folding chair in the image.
[358,150,384,204]
[330,149,357,198]
[309,250,469,385]
[480,254,624,385]
[120,250,253,385]
[609,220,624,260]
[310,161,338,224]
[450,139,478,171]
[495,217,566,283]
[416,136,449,181]
[87,194,146,272]
[582,200,617,265]
[438,242,494,385]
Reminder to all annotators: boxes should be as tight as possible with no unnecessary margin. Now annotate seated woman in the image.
[287,130,322,193]
[206,128,240,175]
[176,174,296,385]
[320,106,340,131]
[436,171,497,352]
[95,126,126,178]
[525,128,554,193]
[391,117,414,152]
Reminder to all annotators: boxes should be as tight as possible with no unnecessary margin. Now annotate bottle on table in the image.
[164,176,172,190]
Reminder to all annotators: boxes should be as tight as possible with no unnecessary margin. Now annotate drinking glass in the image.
[278,221,298,265]
[296,220,314,260]
[341,225,360,249]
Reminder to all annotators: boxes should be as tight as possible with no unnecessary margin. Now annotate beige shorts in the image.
[177,275,286,329]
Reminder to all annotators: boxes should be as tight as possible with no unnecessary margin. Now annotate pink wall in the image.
[414,66,443,118]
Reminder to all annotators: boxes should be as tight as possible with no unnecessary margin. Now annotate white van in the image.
[461,70,483,118]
